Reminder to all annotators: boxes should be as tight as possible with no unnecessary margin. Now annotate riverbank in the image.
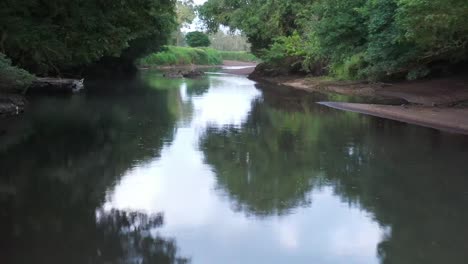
[252,74,468,135]
[147,60,257,76]
[220,60,257,75]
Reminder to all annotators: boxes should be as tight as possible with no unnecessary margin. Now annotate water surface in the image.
[1,71,468,264]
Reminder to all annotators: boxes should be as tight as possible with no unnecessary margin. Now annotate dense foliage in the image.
[139,46,257,66]
[185,31,211,47]
[139,46,222,66]
[199,0,468,80]
[172,0,196,46]
[0,0,177,76]
[0,53,35,92]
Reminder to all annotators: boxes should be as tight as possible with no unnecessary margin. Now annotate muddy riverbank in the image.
[252,74,468,135]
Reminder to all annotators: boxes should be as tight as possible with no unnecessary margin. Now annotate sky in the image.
[182,0,207,32]
[183,0,233,33]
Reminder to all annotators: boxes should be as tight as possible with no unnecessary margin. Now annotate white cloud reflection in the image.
[105,74,384,264]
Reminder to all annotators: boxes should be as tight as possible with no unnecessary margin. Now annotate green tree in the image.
[0,0,177,76]
[209,31,251,51]
[185,31,211,47]
[199,0,468,80]
[171,0,196,46]
[198,0,313,54]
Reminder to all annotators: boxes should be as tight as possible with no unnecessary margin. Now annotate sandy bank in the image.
[219,60,257,75]
[319,102,468,135]
[252,74,468,135]
[256,76,468,106]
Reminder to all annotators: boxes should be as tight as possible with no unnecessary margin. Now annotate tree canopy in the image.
[0,0,177,76]
[185,31,211,47]
[199,0,468,80]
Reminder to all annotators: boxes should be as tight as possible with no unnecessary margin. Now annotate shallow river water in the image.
[1,71,468,264]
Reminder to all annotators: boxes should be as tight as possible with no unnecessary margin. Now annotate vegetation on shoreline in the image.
[0,53,36,92]
[186,31,211,47]
[199,0,468,81]
[138,46,258,67]
[1,0,177,77]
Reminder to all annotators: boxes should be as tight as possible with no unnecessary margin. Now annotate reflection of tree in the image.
[185,78,211,97]
[1,79,178,182]
[201,88,468,263]
[143,72,211,97]
[200,98,361,216]
[0,79,189,263]
[1,205,189,264]
[324,127,468,264]
[95,210,189,264]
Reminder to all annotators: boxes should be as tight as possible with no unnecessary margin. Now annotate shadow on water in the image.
[200,83,468,263]
[0,77,189,264]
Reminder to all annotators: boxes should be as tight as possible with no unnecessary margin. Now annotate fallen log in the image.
[28,78,84,94]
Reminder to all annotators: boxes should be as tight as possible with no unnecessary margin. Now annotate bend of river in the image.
[1,70,468,264]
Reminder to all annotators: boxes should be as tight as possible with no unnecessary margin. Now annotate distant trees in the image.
[209,31,251,52]
[0,0,177,76]
[173,0,196,46]
[199,0,468,80]
[185,31,211,47]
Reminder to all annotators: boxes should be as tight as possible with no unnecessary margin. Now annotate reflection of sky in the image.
[105,74,383,264]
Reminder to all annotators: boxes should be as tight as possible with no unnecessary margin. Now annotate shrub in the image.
[0,53,36,92]
[185,31,211,47]
[331,53,367,80]
[138,46,222,66]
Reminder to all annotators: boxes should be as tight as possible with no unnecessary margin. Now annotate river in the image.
[1,70,468,264]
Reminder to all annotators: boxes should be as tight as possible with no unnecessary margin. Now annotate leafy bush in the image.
[331,53,367,80]
[139,46,222,66]
[0,0,176,75]
[185,31,211,47]
[139,46,258,66]
[199,0,468,81]
[0,53,36,92]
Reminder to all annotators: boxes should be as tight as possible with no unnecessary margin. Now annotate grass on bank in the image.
[138,46,258,67]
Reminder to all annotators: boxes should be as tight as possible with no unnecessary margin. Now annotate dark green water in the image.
[1,71,468,264]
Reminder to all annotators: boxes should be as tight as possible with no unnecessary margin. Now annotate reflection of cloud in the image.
[192,76,260,128]
[180,83,188,102]
[106,75,260,230]
[107,128,218,228]
[278,221,299,251]
[105,74,383,264]
[329,214,382,258]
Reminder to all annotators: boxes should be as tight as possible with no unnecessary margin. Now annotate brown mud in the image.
[252,74,468,135]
